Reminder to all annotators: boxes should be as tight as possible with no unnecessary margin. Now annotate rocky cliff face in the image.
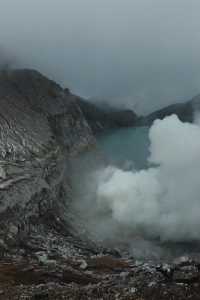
[0,69,96,256]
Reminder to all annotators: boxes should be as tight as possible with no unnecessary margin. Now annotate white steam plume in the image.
[97,115,200,242]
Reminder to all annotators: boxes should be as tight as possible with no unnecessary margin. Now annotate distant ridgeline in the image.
[72,93,200,133]
[138,94,200,126]
[75,97,138,134]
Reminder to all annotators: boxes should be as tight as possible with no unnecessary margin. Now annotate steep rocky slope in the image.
[0,69,96,256]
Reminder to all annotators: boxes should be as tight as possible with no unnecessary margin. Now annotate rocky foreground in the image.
[0,69,199,299]
[1,249,200,299]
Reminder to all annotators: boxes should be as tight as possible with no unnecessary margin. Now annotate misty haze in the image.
[1,1,200,298]
[1,0,200,113]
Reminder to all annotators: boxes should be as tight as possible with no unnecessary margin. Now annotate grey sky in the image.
[0,0,200,113]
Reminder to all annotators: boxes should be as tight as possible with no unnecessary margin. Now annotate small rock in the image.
[79,259,88,270]
[119,271,129,280]
[148,281,157,287]
[130,287,137,293]
[173,256,191,266]
[36,252,48,264]
[9,224,18,235]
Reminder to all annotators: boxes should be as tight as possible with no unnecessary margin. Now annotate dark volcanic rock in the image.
[76,94,200,131]
[76,98,138,134]
[139,94,200,126]
[0,69,95,255]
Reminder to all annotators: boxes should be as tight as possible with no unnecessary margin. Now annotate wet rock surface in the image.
[0,69,199,299]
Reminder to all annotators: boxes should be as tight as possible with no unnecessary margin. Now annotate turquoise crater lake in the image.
[98,126,150,170]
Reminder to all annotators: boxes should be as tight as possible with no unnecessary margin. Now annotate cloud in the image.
[0,0,200,112]
[97,115,200,242]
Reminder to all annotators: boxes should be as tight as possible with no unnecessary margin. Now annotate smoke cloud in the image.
[96,115,200,242]
[1,0,200,112]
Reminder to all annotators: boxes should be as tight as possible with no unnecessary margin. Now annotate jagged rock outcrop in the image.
[0,69,96,254]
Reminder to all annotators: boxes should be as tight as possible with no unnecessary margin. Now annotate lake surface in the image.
[98,126,150,169]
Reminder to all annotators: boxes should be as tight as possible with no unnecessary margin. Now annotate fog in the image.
[0,0,200,113]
